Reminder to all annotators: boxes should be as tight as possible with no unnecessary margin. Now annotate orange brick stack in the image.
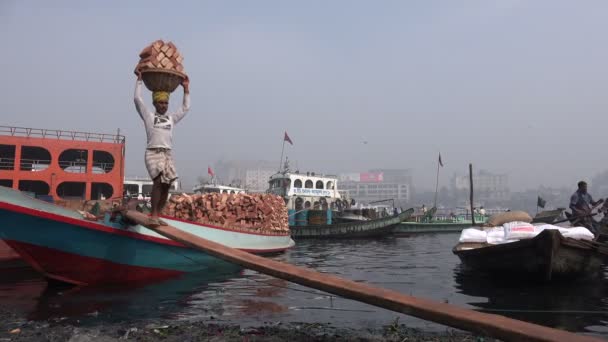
[134,40,186,75]
[162,193,289,233]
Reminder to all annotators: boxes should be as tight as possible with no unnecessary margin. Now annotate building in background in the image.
[452,169,510,205]
[245,167,277,193]
[211,160,276,191]
[338,169,412,205]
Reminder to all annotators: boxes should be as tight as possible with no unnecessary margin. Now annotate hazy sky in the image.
[1,1,607,191]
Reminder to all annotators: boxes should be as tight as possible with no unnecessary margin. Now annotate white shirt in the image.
[134,80,190,149]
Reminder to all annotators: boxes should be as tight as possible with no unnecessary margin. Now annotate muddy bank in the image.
[0,308,495,342]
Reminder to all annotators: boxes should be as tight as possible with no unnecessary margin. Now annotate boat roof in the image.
[269,171,338,182]
[192,183,245,192]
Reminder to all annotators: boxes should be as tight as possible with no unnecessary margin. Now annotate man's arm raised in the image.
[134,71,151,121]
[172,76,190,124]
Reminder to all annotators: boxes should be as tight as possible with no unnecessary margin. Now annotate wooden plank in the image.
[123,210,601,342]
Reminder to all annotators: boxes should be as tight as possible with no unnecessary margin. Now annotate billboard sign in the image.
[360,172,384,183]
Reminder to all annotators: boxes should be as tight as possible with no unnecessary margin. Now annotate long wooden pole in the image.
[469,163,475,226]
[123,210,600,342]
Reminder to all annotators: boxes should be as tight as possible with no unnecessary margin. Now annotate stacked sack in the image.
[459,210,595,244]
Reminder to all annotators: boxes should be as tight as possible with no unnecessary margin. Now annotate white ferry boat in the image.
[268,171,345,211]
[124,177,180,200]
[192,183,246,195]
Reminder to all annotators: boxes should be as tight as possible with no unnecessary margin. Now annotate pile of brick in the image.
[162,193,289,233]
[134,39,186,74]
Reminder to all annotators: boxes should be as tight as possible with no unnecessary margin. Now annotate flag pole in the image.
[433,155,440,208]
[278,139,286,173]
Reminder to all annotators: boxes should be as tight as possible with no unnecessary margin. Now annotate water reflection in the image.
[0,266,244,324]
[453,264,608,333]
[1,234,608,337]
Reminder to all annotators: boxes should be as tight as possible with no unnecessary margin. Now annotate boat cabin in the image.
[268,171,344,211]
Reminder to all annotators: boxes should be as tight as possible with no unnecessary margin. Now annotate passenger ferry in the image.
[0,125,125,201]
[268,171,344,210]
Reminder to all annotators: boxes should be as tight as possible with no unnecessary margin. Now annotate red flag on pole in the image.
[284,131,293,145]
[208,166,214,177]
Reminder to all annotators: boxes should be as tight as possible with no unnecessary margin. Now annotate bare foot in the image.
[148,217,168,227]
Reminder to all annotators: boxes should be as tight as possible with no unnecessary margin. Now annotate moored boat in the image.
[394,209,488,235]
[395,221,477,234]
[453,229,607,281]
[290,209,413,239]
[0,186,294,285]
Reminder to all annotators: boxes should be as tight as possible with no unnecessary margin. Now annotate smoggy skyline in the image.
[1,1,607,192]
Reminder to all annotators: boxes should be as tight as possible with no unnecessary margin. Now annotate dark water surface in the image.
[2,233,608,336]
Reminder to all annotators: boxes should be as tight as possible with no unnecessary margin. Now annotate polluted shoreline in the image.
[0,308,494,342]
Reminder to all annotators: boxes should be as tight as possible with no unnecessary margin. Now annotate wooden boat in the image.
[0,239,24,268]
[453,229,608,281]
[394,212,488,235]
[531,208,565,224]
[395,221,476,234]
[0,186,294,285]
[290,209,413,239]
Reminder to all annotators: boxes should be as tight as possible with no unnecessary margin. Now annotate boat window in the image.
[56,181,86,199]
[313,201,320,209]
[0,179,13,188]
[124,184,139,196]
[59,149,88,173]
[326,181,333,190]
[294,179,302,188]
[0,145,16,170]
[18,180,49,196]
[295,197,304,210]
[315,180,324,189]
[91,182,113,200]
[20,146,51,172]
[305,180,313,188]
[92,150,115,174]
[304,201,311,209]
[142,184,153,195]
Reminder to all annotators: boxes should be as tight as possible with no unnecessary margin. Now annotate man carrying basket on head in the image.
[134,70,190,226]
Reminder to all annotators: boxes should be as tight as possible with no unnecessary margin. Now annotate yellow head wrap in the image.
[152,91,170,102]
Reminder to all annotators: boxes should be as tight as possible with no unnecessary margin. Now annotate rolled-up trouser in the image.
[145,148,178,185]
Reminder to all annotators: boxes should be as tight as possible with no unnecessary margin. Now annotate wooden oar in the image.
[123,210,601,342]
[552,212,599,225]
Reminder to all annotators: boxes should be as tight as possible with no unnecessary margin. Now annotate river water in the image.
[1,233,607,337]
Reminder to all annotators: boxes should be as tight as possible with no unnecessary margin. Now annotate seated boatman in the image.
[569,181,604,232]
[134,70,190,226]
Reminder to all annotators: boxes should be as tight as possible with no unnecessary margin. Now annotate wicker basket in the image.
[141,68,186,93]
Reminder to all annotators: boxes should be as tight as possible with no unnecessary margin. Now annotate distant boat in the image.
[290,209,413,239]
[531,208,565,224]
[453,229,607,281]
[0,186,294,285]
[394,207,487,235]
[192,183,246,195]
